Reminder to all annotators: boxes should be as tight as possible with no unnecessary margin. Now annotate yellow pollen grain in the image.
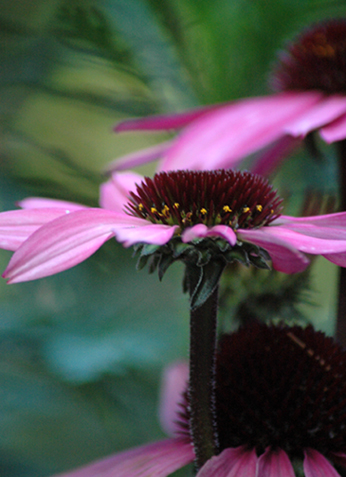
[182,212,193,224]
[138,203,144,211]
[242,207,250,214]
[173,203,180,209]
[151,207,158,214]
[223,205,232,213]
[256,205,263,212]
[161,205,170,217]
[200,208,207,215]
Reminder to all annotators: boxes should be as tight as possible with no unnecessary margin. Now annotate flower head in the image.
[52,323,346,476]
[111,18,346,176]
[2,169,346,283]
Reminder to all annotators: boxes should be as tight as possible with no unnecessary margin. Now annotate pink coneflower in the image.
[111,18,346,176]
[52,322,346,477]
[2,169,346,283]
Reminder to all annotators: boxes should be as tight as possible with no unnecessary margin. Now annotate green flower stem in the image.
[336,139,346,345]
[187,265,219,471]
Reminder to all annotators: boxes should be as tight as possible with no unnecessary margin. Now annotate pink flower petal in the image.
[257,448,295,477]
[105,141,173,173]
[304,449,342,477]
[237,228,310,273]
[160,92,322,171]
[18,198,86,211]
[196,446,257,477]
[2,209,145,283]
[284,95,346,138]
[53,438,194,477]
[114,104,223,132]
[159,361,189,437]
[278,212,346,227]
[322,252,346,267]
[113,223,178,247]
[99,171,143,212]
[182,224,237,245]
[0,209,75,251]
[320,111,346,143]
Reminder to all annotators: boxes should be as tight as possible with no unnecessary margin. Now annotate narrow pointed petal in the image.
[114,223,178,247]
[182,224,237,245]
[99,171,143,212]
[278,212,346,227]
[18,198,86,211]
[237,229,309,273]
[304,449,342,477]
[53,438,194,477]
[196,446,257,477]
[114,104,222,132]
[320,111,346,143]
[2,210,144,283]
[284,95,346,138]
[159,361,189,436]
[0,209,75,251]
[257,448,295,477]
[160,92,321,171]
[105,141,172,173]
[251,135,302,176]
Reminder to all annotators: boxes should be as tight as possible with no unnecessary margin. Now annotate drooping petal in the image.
[284,95,346,138]
[104,141,173,173]
[182,224,237,246]
[237,228,309,273]
[114,104,223,132]
[160,92,322,171]
[196,446,257,477]
[2,209,146,283]
[320,111,346,143]
[159,361,189,437]
[278,212,346,227]
[257,448,295,477]
[113,223,178,247]
[53,438,194,477]
[304,449,342,477]
[18,198,86,211]
[99,171,143,212]
[0,209,75,251]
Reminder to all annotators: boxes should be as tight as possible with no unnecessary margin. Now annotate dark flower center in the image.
[271,18,346,93]
[178,323,346,463]
[126,170,282,231]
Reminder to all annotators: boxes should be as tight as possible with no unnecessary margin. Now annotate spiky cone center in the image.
[271,18,346,93]
[126,170,282,232]
[177,323,346,466]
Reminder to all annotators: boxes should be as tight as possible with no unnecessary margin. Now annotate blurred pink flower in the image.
[52,323,346,476]
[110,19,346,176]
[2,169,346,283]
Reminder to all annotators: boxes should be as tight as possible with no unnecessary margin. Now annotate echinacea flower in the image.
[52,322,346,477]
[3,169,346,284]
[111,18,346,176]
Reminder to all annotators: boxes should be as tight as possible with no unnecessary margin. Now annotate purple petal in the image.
[104,141,172,173]
[160,92,322,171]
[114,104,223,132]
[320,111,346,143]
[53,438,194,477]
[257,448,295,477]
[113,223,178,247]
[250,135,302,176]
[322,252,346,267]
[284,95,346,138]
[182,224,237,245]
[0,209,75,251]
[196,446,257,477]
[278,212,346,227]
[304,449,342,477]
[237,228,309,273]
[99,171,143,212]
[18,198,86,211]
[159,361,189,437]
[3,209,144,283]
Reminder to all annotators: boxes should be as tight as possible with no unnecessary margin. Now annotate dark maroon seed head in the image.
[271,18,346,93]
[125,170,282,231]
[178,323,346,463]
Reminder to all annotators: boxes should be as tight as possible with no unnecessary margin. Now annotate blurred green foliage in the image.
[0,0,345,475]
